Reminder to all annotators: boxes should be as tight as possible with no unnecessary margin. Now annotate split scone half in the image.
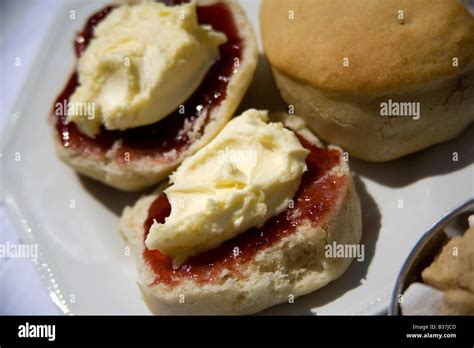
[51,0,258,191]
[120,109,362,315]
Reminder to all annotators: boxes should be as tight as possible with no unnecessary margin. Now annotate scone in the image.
[443,289,474,315]
[422,226,474,293]
[120,109,362,315]
[260,0,474,162]
[401,223,474,315]
[51,0,258,190]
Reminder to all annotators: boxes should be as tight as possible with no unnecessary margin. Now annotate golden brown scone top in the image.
[260,0,474,96]
[422,227,474,293]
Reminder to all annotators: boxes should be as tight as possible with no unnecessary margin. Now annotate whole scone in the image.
[260,0,474,162]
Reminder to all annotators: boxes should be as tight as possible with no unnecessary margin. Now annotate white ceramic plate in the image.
[2,0,473,315]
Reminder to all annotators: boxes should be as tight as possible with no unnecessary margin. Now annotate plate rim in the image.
[1,0,97,316]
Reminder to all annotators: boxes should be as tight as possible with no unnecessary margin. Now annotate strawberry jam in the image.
[53,1,242,163]
[143,135,345,285]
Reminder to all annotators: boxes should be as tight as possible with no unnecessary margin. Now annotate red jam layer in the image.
[53,2,242,163]
[143,136,346,285]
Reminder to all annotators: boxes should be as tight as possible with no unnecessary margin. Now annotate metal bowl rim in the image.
[388,198,474,315]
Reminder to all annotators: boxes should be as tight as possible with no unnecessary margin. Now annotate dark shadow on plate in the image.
[237,53,287,114]
[259,175,381,315]
[79,175,154,216]
[350,123,474,188]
